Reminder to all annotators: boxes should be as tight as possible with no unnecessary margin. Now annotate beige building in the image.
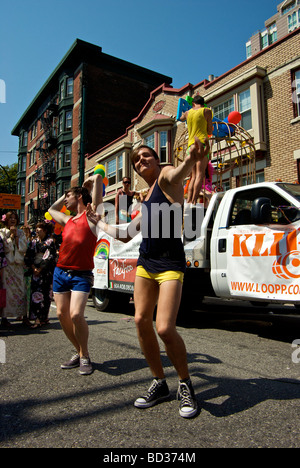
[87,27,300,221]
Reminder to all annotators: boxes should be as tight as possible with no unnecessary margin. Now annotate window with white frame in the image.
[159,131,167,163]
[59,81,64,101]
[66,77,73,96]
[246,41,252,59]
[107,159,116,185]
[268,23,277,44]
[65,111,72,130]
[118,155,123,181]
[64,146,71,167]
[59,114,63,134]
[282,1,296,16]
[144,133,155,149]
[213,98,234,121]
[57,148,62,169]
[288,10,298,30]
[239,89,252,130]
[261,31,269,49]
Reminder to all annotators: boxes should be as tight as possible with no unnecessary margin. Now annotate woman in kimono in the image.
[0,211,27,328]
[25,221,57,328]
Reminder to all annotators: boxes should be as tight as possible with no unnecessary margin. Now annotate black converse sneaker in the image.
[134,378,170,408]
[177,380,198,418]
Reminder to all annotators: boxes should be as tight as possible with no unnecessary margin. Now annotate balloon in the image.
[102,185,106,196]
[103,177,108,187]
[61,206,67,213]
[94,164,105,178]
[131,210,139,220]
[65,209,70,216]
[45,212,52,221]
[184,179,190,195]
[227,111,241,125]
[54,225,62,235]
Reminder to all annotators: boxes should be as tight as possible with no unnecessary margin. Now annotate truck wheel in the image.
[92,288,110,311]
[92,288,131,312]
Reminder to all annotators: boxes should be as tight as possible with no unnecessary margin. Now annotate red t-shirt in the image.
[57,212,97,271]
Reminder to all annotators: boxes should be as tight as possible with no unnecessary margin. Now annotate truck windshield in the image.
[278,183,300,202]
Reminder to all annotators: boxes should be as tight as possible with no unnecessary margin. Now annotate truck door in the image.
[211,185,300,305]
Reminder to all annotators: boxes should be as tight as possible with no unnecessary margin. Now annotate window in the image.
[21,131,28,147]
[29,148,36,167]
[256,172,265,183]
[228,187,293,226]
[261,31,269,49]
[159,131,167,163]
[144,133,155,149]
[31,122,37,140]
[20,180,25,197]
[107,159,116,185]
[57,148,62,169]
[239,89,252,130]
[59,81,64,101]
[246,41,252,59]
[213,98,234,121]
[268,24,277,44]
[19,155,26,172]
[118,155,123,182]
[59,114,63,134]
[288,11,298,30]
[28,175,35,193]
[19,209,24,224]
[282,1,296,15]
[64,146,71,167]
[62,180,70,194]
[65,111,72,130]
[292,69,300,117]
[66,77,73,96]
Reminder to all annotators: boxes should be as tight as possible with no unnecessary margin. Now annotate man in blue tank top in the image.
[96,138,206,418]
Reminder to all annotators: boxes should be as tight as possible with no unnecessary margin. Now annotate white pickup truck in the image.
[92,182,300,312]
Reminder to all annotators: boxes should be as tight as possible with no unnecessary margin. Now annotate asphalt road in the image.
[0,297,299,451]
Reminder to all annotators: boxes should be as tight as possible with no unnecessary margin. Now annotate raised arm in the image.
[82,173,103,213]
[161,137,209,186]
[180,110,189,122]
[48,194,71,227]
[86,204,141,243]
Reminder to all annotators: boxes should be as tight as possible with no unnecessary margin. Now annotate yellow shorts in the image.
[136,265,184,285]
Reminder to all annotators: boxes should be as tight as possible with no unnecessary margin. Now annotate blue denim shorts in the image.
[53,267,94,294]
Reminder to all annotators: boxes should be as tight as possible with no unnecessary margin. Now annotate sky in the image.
[0,0,278,167]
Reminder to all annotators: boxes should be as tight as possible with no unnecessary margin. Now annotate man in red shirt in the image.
[49,174,102,375]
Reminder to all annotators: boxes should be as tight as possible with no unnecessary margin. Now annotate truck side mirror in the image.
[251,197,272,224]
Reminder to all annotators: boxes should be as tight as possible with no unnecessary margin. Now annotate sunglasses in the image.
[123,181,131,184]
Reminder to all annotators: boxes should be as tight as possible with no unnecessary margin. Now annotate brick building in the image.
[11,39,172,224]
[246,0,300,58]
[87,26,299,220]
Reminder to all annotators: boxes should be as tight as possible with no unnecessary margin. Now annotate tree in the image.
[0,163,17,194]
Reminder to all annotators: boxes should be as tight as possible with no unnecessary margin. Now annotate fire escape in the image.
[32,98,58,222]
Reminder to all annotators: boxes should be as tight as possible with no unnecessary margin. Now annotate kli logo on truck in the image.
[228,225,300,300]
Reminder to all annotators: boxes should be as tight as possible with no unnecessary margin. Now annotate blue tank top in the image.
[137,180,186,273]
